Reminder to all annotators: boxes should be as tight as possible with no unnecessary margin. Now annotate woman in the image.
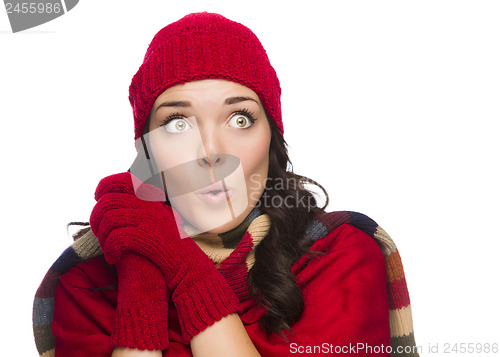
[33,12,418,357]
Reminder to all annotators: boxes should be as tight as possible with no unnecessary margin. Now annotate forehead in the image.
[154,79,260,103]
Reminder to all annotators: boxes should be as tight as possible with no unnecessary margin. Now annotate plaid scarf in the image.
[33,209,419,357]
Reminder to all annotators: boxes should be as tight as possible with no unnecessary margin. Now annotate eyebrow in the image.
[224,96,259,105]
[155,96,258,111]
[156,101,190,111]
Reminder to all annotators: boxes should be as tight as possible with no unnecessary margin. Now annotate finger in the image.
[103,226,157,265]
[94,173,136,201]
[90,193,141,236]
[95,207,143,244]
[99,193,142,210]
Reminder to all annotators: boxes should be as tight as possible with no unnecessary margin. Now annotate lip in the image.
[195,181,233,205]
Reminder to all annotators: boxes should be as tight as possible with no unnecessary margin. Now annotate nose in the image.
[197,154,226,168]
[196,127,226,168]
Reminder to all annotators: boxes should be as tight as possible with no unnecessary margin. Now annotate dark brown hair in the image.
[246,115,328,340]
[68,110,329,342]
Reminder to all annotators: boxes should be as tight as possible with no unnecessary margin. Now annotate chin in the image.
[175,202,256,235]
[204,211,247,233]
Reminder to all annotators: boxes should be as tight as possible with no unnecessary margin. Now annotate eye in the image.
[161,117,192,134]
[228,110,257,129]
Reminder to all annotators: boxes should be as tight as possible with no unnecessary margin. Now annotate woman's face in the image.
[147,79,271,233]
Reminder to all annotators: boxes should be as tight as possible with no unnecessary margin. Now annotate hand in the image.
[89,172,242,341]
[90,172,211,293]
[89,174,170,350]
[113,253,169,350]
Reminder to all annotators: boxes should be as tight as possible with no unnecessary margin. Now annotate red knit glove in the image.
[89,172,242,341]
[113,253,170,350]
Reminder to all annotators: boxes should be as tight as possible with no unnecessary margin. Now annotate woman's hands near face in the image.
[89,172,220,295]
[90,172,185,266]
[90,171,242,342]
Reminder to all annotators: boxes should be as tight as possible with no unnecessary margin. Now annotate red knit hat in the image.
[129,12,283,143]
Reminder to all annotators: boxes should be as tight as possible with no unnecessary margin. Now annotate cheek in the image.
[148,129,199,172]
[241,145,269,177]
[147,135,192,198]
[237,136,270,194]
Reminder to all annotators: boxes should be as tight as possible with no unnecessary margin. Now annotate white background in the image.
[1,1,499,355]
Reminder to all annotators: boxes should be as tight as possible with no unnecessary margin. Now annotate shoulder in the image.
[305,210,380,244]
[35,228,116,312]
[54,228,116,290]
[313,223,381,255]
[33,231,116,356]
[308,210,385,254]
[284,212,392,349]
[291,211,386,277]
[58,255,117,290]
[53,255,117,331]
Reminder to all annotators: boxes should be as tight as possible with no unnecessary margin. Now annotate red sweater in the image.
[52,224,390,356]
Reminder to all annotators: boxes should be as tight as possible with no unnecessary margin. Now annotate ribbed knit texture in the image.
[173,270,242,341]
[129,12,283,145]
[33,209,419,356]
[112,300,169,349]
[112,252,170,350]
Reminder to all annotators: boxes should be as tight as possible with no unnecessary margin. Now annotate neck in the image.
[185,206,271,266]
